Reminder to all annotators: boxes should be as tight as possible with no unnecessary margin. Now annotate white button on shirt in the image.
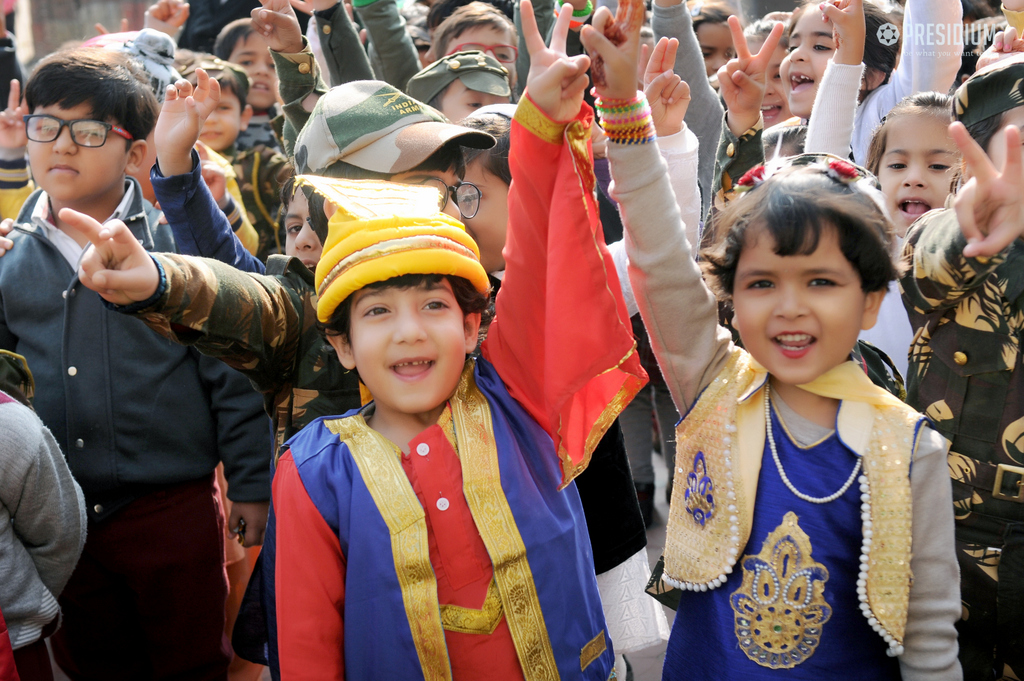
[416,443,430,457]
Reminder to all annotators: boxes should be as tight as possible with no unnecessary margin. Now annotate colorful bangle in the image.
[596,92,656,145]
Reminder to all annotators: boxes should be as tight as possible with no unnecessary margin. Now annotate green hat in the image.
[954,53,1024,129]
[406,51,512,109]
[293,80,495,176]
[175,51,250,106]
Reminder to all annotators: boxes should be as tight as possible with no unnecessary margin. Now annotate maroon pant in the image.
[51,475,231,681]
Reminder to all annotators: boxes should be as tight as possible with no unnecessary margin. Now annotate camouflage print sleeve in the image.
[135,253,309,394]
[703,115,764,248]
[900,207,1010,315]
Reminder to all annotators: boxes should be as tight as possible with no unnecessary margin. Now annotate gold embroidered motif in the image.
[579,630,607,671]
[440,579,504,635]
[324,417,452,681]
[731,512,832,669]
[452,362,560,680]
[513,96,567,145]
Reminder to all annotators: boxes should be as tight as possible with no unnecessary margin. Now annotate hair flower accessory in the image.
[827,158,860,182]
[737,165,767,189]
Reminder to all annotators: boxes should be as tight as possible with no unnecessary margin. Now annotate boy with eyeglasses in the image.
[431,1,520,91]
[0,47,273,678]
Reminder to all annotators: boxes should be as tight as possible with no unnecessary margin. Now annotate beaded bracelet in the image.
[596,92,656,145]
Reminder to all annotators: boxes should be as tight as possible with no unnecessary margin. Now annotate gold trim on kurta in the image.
[579,630,607,671]
[324,417,453,681]
[440,579,504,635]
[452,362,561,681]
[513,96,567,145]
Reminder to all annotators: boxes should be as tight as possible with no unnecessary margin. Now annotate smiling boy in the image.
[0,47,272,679]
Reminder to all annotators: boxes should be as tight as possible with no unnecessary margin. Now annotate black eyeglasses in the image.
[23,114,133,147]
[418,178,482,219]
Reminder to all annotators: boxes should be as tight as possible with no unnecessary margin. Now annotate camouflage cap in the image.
[293,80,495,176]
[954,53,1024,129]
[406,51,512,108]
[175,51,250,105]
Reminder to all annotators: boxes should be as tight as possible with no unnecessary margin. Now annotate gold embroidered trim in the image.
[731,512,832,669]
[324,417,452,681]
[440,579,504,635]
[513,96,567,145]
[664,350,758,586]
[452,362,560,680]
[580,630,607,671]
[860,407,917,646]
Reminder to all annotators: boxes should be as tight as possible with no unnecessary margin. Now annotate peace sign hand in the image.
[949,121,1024,258]
[718,16,784,136]
[521,0,592,124]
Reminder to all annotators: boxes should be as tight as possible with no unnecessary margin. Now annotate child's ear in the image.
[240,104,254,131]
[463,311,482,354]
[325,333,357,370]
[859,288,887,331]
[123,139,149,176]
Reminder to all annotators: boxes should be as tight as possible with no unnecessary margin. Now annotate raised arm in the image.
[352,0,421,90]
[296,0,374,87]
[482,1,645,483]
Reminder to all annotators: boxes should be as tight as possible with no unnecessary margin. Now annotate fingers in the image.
[953,180,983,250]
[520,0,548,58]
[6,78,18,112]
[649,36,669,71]
[549,2,574,56]
[662,37,679,71]
[728,15,750,62]
[750,21,785,72]
[57,208,111,248]
[1001,125,1023,182]
[0,218,12,257]
[950,121,998,184]
[590,5,613,37]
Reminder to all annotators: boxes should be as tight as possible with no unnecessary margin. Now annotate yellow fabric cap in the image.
[296,176,491,322]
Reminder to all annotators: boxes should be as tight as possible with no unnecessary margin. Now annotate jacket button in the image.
[75,438,84,448]
[726,143,735,157]
[62,290,67,299]
[93,504,103,514]
[67,366,77,376]
[298,62,311,74]
[322,24,331,34]
[953,352,967,366]
[436,497,449,511]
[416,443,430,456]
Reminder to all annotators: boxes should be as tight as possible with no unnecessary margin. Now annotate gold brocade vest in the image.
[663,350,924,655]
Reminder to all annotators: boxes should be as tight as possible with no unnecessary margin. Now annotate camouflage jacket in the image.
[135,253,362,454]
[228,145,293,262]
[901,207,1024,506]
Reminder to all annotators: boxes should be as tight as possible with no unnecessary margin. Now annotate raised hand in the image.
[820,0,865,66]
[0,79,27,150]
[144,0,191,36]
[949,121,1024,258]
[71,209,161,305]
[718,15,784,136]
[643,37,690,137]
[154,70,221,177]
[580,0,644,96]
[252,0,305,54]
[521,0,592,123]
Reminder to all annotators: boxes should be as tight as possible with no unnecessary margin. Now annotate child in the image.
[900,55,1024,679]
[74,3,645,677]
[431,1,520,90]
[744,18,793,129]
[857,91,958,379]
[214,17,284,153]
[0,353,86,680]
[781,0,961,165]
[581,7,962,678]
[688,0,737,87]
[0,47,272,678]
[179,54,292,262]
[279,175,321,270]
[406,51,513,122]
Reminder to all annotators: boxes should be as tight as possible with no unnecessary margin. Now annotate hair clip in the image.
[826,158,861,183]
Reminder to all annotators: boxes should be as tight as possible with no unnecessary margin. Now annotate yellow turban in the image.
[296,176,491,322]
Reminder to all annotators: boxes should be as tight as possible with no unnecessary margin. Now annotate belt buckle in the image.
[993,463,1024,503]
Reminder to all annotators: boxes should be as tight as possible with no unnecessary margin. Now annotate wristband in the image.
[595,92,656,145]
[557,0,593,28]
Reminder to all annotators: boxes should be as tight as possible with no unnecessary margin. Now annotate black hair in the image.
[961,105,1008,157]
[762,124,807,160]
[866,91,954,176]
[689,0,735,31]
[459,113,511,186]
[320,274,493,349]
[213,18,256,61]
[428,0,514,32]
[702,166,896,298]
[25,48,159,143]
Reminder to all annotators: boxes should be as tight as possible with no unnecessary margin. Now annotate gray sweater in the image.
[0,390,86,650]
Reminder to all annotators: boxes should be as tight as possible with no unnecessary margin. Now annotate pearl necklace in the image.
[764,384,861,504]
